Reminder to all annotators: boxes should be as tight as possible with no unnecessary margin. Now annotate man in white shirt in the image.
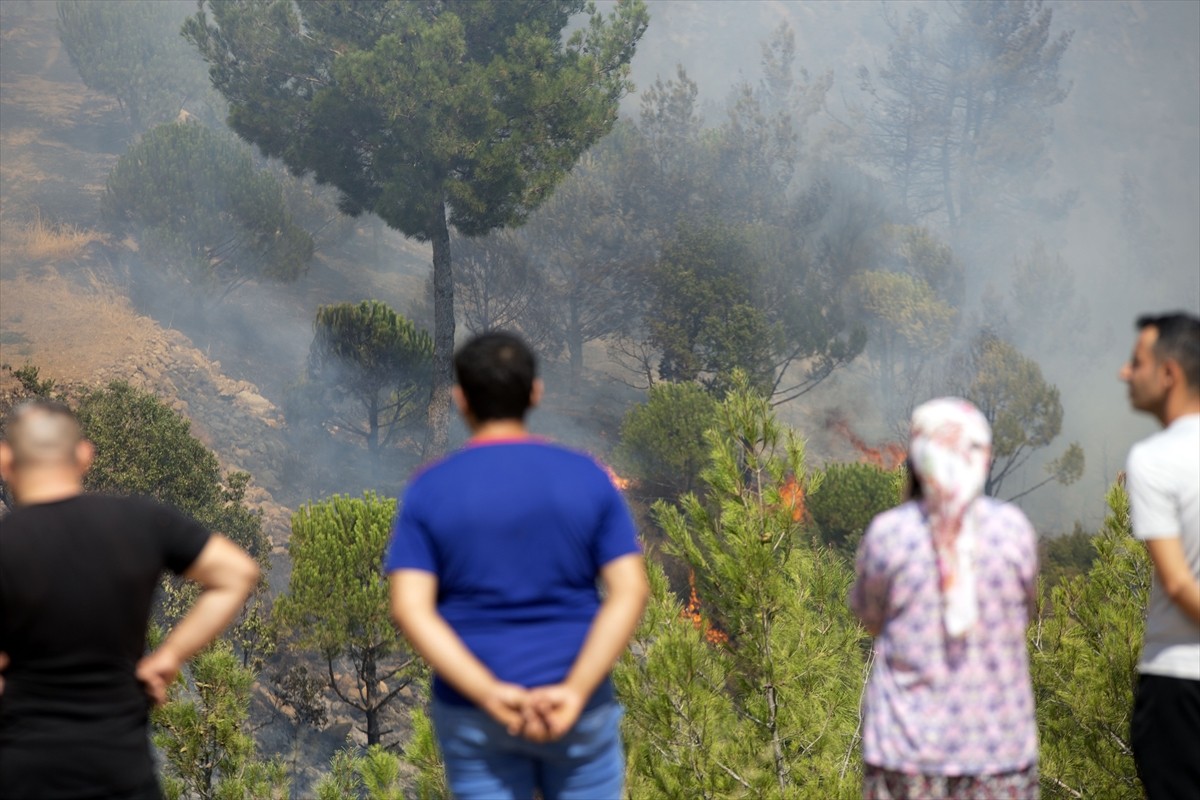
[1120,312,1200,800]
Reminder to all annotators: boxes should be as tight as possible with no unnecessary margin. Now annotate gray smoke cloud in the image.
[4,0,1196,535]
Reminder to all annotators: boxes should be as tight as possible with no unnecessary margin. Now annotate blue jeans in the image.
[430,699,625,800]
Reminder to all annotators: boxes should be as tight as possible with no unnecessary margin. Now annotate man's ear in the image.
[530,379,544,410]
[1162,357,1185,392]
[451,385,470,418]
[0,442,13,484]
[75,439,95,475]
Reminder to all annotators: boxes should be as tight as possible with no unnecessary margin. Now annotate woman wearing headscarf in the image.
[850,398,1039,799]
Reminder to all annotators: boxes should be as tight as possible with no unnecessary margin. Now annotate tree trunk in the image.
[367,395,379,454]
[758,608,786,793]
[426,198,455,458]
[767,682,786,793]
[371,215,383,262]
[364,647,381,746]
[568,294,583,396]
[940,136,957,231]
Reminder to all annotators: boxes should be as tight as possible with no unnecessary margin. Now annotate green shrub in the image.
[616,381,718,500]
[56,0,222,131]
[77,380,266,559]
[808,461,902,555]
[102,122,313,295]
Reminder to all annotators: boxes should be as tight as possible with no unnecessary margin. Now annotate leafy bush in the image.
[76,380,266,559]
[616,380,717,500]
[1031,483,1147,798]
[808,462,902,555]
[102,122,313,295]
[56,0,222,131]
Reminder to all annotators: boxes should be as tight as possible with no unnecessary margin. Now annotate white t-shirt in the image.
[1126,413,1200,680]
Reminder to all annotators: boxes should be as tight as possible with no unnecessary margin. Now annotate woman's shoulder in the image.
[864,501,925,541]
[975,497,1037,558]
[976,496,1034,531]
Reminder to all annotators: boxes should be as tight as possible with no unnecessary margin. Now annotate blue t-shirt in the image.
[384,440,641,708]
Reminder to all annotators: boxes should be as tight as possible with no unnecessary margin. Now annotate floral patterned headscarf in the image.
[909,398,992,638]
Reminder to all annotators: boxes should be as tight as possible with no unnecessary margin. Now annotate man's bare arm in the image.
[389,570,531,734]
[1145,537,1200,624]
[531,553,649,739]
[136,534,260,704]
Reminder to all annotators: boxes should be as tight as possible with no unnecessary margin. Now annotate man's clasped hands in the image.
[478,680,588,742]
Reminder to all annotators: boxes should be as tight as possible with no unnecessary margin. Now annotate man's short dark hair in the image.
[1137,312,1200,390]
[454,332,537,422]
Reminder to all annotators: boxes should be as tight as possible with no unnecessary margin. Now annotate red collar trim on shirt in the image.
[466,434,547,448]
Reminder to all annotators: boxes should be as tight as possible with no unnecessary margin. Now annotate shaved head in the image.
[2,398,84,468]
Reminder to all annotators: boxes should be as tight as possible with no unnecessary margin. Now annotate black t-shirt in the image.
[0,494,210,799]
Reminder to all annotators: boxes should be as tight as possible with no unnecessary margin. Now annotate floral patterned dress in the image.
[850,498,1040,799]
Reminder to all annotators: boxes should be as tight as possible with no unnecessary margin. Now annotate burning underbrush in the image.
[602,461,633,491]
[825,410,906,470]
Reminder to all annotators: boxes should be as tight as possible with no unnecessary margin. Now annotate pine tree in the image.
[152,640,289,800]
[306,301,432,455]
[617,374,865,798]
[274,493,421,746]
[1030,482,1148,798]
[185,0,649,455]
[859,1,1073,231]
[56,0,222,132]
[949,331,1084,499]
[102,122,313,297]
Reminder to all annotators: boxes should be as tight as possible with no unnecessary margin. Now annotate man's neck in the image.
[1159,393,1200,428]
[468,419,531,443]
[14,474,83,507]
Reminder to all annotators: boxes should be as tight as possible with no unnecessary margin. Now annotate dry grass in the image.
[0,269,164,380]
[1,209,104,263]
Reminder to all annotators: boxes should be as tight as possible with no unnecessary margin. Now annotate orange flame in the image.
[601,462,632,491]
[681,570,729,646]
[826,412,905,469]
[780,475,806,522]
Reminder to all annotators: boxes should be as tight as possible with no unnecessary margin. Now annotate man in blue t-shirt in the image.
[387,331,648,800]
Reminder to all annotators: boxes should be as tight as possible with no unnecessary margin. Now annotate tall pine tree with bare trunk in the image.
[186,0,648,455]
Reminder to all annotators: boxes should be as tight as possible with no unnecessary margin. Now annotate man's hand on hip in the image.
[136,647,183,706]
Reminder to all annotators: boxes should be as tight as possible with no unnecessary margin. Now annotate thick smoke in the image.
[615,0,1199,532]
[4,0,1197,531]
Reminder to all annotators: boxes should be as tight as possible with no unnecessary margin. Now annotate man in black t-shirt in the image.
[0,399,260,800]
